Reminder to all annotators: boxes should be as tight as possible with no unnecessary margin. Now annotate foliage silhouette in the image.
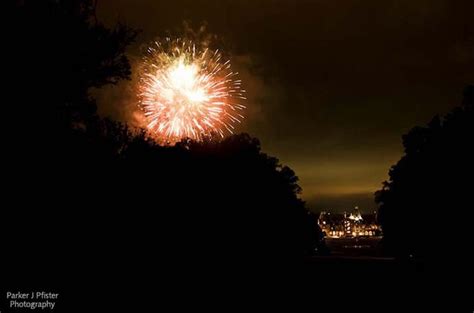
[376,85,474,261]
[5,2,325,283]
[10,0,136,130]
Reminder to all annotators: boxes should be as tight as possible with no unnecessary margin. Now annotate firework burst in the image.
[138,38,246,143]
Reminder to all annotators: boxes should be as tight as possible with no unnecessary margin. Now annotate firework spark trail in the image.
[138,38,246,143]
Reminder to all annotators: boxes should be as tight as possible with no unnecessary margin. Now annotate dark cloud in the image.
[96,0,474,212]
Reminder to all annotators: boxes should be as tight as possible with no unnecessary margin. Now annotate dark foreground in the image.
[2,237,471,312]
[3,252,471,312]
[325,236,383,256]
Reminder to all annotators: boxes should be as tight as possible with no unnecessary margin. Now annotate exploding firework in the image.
[138,38,246,143]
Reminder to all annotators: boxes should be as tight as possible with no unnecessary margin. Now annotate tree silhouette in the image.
[5,2,325,287]
[10,0,136,131]
[375,85,474,261]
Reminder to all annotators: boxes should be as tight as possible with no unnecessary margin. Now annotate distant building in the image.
[318,206,381,238]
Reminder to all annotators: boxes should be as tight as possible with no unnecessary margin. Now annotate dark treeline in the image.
[5,0,325,286]
[375,85,474,307]
[376,85,473,259]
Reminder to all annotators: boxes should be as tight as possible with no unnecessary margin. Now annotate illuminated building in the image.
[318,207,381,238]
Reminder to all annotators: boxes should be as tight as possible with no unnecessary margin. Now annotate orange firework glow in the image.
[138,38,246,143]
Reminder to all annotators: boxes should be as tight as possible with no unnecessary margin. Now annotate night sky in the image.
[96,0,473,212]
